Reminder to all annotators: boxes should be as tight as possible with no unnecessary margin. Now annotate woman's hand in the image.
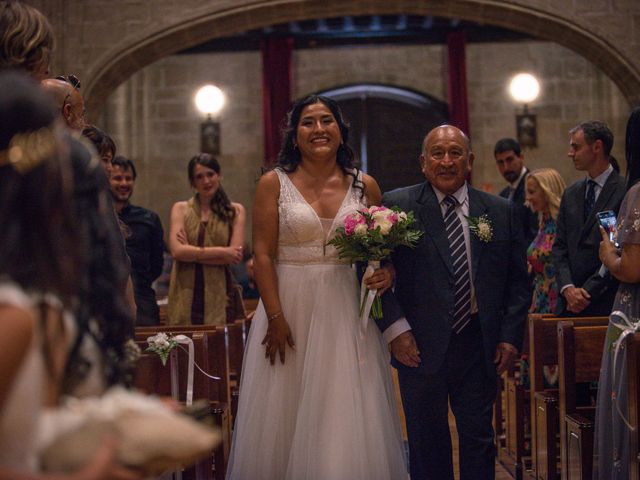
[364,264,395,296]
[262,314,295,365]
[598,225,619,267]
[223,246,243,265]
[176,228,188,245]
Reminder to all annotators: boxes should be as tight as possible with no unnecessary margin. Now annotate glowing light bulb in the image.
[509,73,540,103]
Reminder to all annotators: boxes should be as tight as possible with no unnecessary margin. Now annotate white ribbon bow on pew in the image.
[146,334,220,407]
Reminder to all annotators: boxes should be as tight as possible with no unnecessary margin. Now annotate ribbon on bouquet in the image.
[610,311,640,431]
[165,335,220,407]
[359,259,380,335]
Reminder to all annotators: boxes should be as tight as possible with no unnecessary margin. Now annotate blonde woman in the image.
[525,168,566,313]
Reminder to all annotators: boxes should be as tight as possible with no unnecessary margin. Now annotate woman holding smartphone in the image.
[594,107,640,480]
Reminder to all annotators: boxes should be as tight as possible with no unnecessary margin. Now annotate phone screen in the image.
[597,211,619,245]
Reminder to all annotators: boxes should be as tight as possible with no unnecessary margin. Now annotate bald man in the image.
[380,125,530,480]
[41,78,85,131]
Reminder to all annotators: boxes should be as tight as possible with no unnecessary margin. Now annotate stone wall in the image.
[102,51,264,244]
[102,40,628,242]
[25,0,640,114]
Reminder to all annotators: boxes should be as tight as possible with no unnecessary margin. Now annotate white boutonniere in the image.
[466,214,493,242]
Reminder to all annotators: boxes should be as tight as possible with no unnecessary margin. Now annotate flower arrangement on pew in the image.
[328,205,422,322]
[146,332,178,366]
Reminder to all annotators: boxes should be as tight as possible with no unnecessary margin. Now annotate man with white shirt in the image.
[551,121,626,315]
[379,125,530,480]
[494,138,538,247]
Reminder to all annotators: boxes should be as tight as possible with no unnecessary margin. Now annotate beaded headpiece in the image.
[0,126,58,174]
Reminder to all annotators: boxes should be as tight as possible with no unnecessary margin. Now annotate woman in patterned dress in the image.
[593,107,640,479]
[525,168,566,314]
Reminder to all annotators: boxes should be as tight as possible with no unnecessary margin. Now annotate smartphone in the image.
[596,210,620,247]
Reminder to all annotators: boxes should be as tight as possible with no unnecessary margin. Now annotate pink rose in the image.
[344,212,366,236]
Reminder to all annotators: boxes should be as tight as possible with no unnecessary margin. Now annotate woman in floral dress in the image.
[525,168,566,314]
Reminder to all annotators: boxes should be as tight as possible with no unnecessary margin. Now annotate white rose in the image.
[376,219,393,235]
[371,210,389,222]
[354,223,368,235]
[398,212,408,221]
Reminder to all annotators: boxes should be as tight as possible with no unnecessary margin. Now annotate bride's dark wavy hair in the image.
[276,94,364,197]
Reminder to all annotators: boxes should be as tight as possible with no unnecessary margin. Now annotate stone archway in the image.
[84,0,640,116]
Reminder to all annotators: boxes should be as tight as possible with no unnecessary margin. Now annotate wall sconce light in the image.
[195,84,225,155]
[509,73,540,148]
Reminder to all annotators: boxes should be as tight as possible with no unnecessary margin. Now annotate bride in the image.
[226,95,407,479]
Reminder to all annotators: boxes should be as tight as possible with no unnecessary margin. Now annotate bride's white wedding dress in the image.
[226,169,407,480]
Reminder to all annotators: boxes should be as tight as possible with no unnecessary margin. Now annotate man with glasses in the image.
[41,74,85,131]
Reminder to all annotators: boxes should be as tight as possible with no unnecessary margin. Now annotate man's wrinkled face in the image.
[420,126,473,195]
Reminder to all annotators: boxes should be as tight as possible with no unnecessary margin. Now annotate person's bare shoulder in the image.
[361,172,382,205]
[232,202,246,215]
[171,200,189,214]
[256,170,281,195]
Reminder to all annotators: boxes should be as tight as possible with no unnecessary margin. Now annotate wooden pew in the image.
[136,325,231,407]
[496,314,561,480]
[627,332,640,480]
[498,359,530,480]
[558,322,607,480]
[134,332,217,479]
[135,328,231,479]
[225,320,246,423]
[528,315,608,480]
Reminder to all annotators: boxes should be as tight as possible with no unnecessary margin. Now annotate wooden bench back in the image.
[135,326,230,405]
[557,322,607,416]
[528,315,608,393]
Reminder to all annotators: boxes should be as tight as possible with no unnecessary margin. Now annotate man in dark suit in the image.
[551,120,626,316]
[494,138,538,247]
[379,125,530,480]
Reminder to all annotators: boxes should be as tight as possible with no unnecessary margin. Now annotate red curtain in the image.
[447,32,470,136]
[447,31,471,183]
[261,37,294,166]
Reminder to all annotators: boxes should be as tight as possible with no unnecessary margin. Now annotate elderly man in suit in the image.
[379,125,530,480]
[494,137,538,247]
[551,120,626,316]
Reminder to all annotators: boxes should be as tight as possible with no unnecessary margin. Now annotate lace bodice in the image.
[275,168,365,265]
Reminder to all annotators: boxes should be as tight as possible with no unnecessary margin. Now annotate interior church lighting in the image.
[195,84,225,115]
[509,73,540,104]
[509,73,540,148]
[195,85,225,155]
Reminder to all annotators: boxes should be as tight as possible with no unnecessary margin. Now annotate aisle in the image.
[391,369,513,480]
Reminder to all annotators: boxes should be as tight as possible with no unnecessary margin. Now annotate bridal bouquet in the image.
[328,206,421,322]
